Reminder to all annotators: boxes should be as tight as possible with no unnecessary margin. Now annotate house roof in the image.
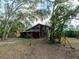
[26,23,50,32]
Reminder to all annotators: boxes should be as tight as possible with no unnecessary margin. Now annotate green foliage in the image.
[76,30,79,39]
[0,0,44,40]
[63,28,79,38]
[63,29,77,37]
[10,20,26,32]
[50,0,79,43]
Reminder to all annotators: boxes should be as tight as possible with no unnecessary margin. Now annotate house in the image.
[20,24,50,38]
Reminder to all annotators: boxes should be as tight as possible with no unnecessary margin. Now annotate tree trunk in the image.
[2,32,8,40]
[50,36,56,44]
[50,23,56,44]
[49,0,67,44]
[5,33,8,40]
[2,33,6,40]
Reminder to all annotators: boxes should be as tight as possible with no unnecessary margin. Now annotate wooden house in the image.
[20,24,50,38]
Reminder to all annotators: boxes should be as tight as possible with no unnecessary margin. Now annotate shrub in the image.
[63,30,77,38]
[76,31,79,39]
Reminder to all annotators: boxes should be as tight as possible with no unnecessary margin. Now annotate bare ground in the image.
[0,38,79,59]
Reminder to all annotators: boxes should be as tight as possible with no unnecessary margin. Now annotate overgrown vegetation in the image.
[63,29,79,38]
[0,0,49,40]
[50,0,79,43]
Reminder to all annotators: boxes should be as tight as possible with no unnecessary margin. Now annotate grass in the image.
[67,38,79,45]
[0,38,79,59]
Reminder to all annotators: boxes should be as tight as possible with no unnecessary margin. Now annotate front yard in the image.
[0,38,79,59]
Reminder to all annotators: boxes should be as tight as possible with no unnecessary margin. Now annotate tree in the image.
[0,0,44,40]
[50,0,79,43]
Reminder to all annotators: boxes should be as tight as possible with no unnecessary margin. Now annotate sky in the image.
[0,0,79,28]
[33,0,79,28]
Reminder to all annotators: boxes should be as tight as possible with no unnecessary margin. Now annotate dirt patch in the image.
[0,39,79,59]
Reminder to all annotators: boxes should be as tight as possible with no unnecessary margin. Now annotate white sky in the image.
[68,0,79,28]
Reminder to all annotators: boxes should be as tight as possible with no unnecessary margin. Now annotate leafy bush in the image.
[76,31,79,39]
[63,30,77,37]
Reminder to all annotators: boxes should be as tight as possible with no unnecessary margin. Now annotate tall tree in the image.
[0,0,43,40]
[50,0,79,43]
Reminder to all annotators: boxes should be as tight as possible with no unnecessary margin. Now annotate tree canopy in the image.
[0,0,50,40]
[0,0,79,40]
[49,0,79,43]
